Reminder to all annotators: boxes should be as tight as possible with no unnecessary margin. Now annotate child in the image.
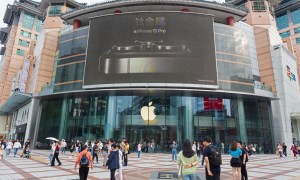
[25,146,31,158]
[106,143,119,180]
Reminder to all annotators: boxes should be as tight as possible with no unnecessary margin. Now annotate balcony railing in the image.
[254,81,272,92]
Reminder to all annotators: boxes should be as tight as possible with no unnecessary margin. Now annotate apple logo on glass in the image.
[140,102,156,121]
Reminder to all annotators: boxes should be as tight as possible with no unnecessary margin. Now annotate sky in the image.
[0,0,225,28]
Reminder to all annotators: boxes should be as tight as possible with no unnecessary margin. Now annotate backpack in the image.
[207,145,222,166]
[80,153,90,167]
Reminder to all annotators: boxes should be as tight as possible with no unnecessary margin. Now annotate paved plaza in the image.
[1,150,300,180]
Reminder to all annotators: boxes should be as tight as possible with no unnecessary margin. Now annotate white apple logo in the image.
[140,102,156,121]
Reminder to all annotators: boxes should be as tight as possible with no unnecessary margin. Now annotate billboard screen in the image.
[84,12,217,88]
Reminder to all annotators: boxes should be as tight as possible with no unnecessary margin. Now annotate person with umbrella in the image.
[46,137,62,166]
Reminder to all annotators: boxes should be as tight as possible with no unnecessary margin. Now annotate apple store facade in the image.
[35,1,275,153]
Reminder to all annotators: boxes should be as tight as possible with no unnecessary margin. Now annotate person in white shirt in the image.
[13,140,21,157]
[116,144,123,180]
[6,140,13,157]
[192,141,197,153]
[60,139,67,154]
[49,142,56,165]
[138,142,142,158]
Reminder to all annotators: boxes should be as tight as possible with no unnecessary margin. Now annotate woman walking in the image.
[70,143,75,158]
[13,140,21,157]
[177,139,199,180]
[171,141,178,161]
[75,145,93,180]
[196,141,201,159]
[291,144,298,159]
[229,141,242,180]
[116,144,123,180]
[277,143,283,159]
[123,141,129,166]
[61,139,67,154]
[106,143,120,180]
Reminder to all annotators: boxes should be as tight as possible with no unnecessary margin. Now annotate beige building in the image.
[0,0,83,141]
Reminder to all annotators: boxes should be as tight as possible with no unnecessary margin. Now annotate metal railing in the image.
[254,81,272,92]
[60,0,248,17]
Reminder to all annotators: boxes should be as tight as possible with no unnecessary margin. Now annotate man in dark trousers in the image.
[238,142,248,180]
[51,142,62,166]
[203,136,221,180]
[282,143,287,157]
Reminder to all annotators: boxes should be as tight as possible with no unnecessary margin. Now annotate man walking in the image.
[203,136,221,180]
[238,142,248,180]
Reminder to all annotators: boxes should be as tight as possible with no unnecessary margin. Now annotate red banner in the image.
[204,98,223,110]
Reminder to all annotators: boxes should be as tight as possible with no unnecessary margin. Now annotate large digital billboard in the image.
[83,12,217,88]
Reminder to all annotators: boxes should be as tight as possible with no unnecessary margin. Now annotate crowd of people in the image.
[2,137,300,180]
[0,138,31,159]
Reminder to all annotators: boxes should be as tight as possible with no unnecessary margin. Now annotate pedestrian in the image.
[21,139,30,158]
[196,141,201,158]
[229,141,242,180]
[49,141,55,165]
[106,143,119,180]
[61,139,67,154]
[102,142,109,166]
[92,141,99,163]
[277,143,283,159]
[291,144,298,159]
[6,140,13,157]
[177,139,199,180]
[0,140,4,160]
[116,144,123,180]
[238,142,248,180]
[70,143,75,158]
[221,142,225,154]
[120,139,126,162]
[192,141,197,153]
[282,143,287,157]
[51,142,62,166]
[171,141,178,161]
[298,145,300,157]
[13,140,21,157]
[203,136,222,180]
[123,140,129,166]
[75,145,93,180]
[98,140,103,156]
[137,142,142,158]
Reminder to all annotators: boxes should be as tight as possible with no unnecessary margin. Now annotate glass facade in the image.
[280,31,291,38]
[37,90,274,153]
[276,14,289,30]
[36,18,43,32]
[291,9,300,25]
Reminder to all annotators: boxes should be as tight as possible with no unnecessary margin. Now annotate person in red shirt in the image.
[51,142,61,166]
[291,144,298,159]
[75,145,93,180]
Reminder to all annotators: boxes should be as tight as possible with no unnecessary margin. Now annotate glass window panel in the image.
[276,14,289,30]
[49,5,62,15]
[292,9,300,25]
[296,38,300,44]
[16,49,24,56]
[18,39,30,47]
[22,13,35,30]
[252,0,266,11]
[294,27,300,34]
[280,31,290,38]
[20,30,31,38]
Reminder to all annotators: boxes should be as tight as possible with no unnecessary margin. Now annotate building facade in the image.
[1,0,300,153]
